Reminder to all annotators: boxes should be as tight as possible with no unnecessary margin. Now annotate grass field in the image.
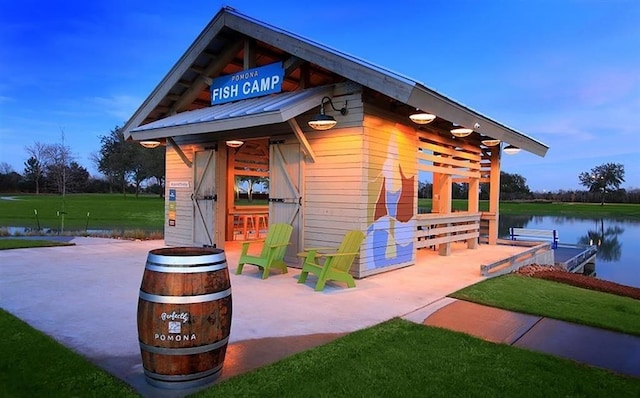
[418,198,640,219]
[0,194,164,233]
[0,309,138,398]
[451,274,640,336]
[1,195,637,237]
[0,239,75,250]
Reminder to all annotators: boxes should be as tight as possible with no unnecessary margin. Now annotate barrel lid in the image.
[147,247,225,266]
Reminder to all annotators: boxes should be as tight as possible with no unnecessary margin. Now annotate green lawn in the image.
[194,318,640,398]
[0,309,138,398]
[0,239,75,250]
[451,274,640,336]
[0,194,164,232]
[417,198,640,219]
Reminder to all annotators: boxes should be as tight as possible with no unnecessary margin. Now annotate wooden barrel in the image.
[137,247,232,389]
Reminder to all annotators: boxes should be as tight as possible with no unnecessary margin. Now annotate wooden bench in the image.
[509,228,558,249]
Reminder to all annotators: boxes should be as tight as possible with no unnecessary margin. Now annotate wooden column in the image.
[488,148,501,244]
[467,177,480,249]
[437,172,452,256]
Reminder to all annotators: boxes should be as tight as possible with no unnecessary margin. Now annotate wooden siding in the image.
[359,111,418,276]
[300,91,367,273]
[164,142,200,246]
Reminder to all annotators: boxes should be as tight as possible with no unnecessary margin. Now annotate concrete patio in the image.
[0,237,529,397]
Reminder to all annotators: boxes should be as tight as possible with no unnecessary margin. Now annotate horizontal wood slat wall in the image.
[417,130,482,178]
[301,91,366,262]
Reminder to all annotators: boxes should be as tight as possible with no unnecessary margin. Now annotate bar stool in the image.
[253,213,268,238]
[240,214,255,240]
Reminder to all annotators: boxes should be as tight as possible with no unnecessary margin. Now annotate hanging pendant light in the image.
[226,140,244,148]
[481,139,501,147]
[409,110,436,125]
[140,140,162,149]
[503,144,521,155]
[451,127,473,137]
[308,96,348,130]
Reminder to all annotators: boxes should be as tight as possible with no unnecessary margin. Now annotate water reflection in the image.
[577,219,623,262]
[499,215,640,289]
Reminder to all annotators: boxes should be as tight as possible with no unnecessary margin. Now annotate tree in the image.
[24,142,48,194]
[97,126,135,195]
[500,171,532,200]
[145,146,166,197]
[23,157,44,193]
[0,163,22,192]
[96,126,165,196]
[43,141,74,195]
[579,163,625,205]
[66,162,90,193]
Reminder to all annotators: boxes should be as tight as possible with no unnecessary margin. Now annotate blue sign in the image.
[169,189,176,201]
[210,62,284,105]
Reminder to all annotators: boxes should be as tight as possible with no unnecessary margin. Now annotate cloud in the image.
[89,95,142,120]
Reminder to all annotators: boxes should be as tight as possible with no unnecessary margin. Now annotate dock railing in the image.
[480,241,554,277]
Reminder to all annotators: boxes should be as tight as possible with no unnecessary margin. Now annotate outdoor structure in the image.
[122,7,549,278]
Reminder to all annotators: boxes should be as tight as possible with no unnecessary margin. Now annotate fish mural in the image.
[364,128,415,269]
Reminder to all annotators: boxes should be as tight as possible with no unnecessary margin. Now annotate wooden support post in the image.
[437,172,452,255]
[167,137,192,168]
[288,119,317,162]
[467,177,480,249]
[488,148,501,244]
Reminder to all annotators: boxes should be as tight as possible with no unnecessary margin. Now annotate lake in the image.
[499,215,640,289]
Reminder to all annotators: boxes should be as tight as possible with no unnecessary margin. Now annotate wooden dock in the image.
[554,243,598,275]
[480,240,597,277]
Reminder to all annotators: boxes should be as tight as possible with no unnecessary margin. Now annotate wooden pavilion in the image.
[122,7,548,278]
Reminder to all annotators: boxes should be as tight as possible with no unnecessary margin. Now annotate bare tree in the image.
[43,141,74,195]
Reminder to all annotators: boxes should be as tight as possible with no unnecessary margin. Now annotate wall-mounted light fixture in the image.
[450,126,473,137]
[139,140,162,149]
[226,140,244,148]
[481,139,501,147]
[409,110,436,125]
[503,144,521,155]
[308,96,348,130]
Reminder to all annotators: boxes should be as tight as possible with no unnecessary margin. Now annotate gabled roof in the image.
[122,6,548,157]
[129,86,331,140]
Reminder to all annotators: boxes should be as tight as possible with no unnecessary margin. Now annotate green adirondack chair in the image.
[297,230,365,291]
[236,223,293,279]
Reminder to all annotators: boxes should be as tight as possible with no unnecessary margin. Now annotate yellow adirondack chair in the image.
[297,230,365,291]
[236,223,293,279]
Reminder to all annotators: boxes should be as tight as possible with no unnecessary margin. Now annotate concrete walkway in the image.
[1,237,638,397]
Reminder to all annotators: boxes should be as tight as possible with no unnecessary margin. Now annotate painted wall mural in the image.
[364,127,416,269]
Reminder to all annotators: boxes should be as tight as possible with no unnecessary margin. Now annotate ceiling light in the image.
[140,140,161,149]
[226,140,244,148]
[409,111,436,125]
[503,144,521,155]
[451,127,473,137]
[308,96,348,130]
[481,139,501,147]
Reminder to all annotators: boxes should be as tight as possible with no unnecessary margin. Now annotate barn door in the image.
[192,150,217,247]
[269,141,304,264]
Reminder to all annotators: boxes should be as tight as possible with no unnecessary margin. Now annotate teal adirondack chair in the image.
[297,230,365,291]
[236,223,293,279]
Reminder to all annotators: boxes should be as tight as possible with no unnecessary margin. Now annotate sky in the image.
[1,0,639,192]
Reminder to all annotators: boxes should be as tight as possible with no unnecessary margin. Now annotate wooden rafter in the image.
[169,39,244,115]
